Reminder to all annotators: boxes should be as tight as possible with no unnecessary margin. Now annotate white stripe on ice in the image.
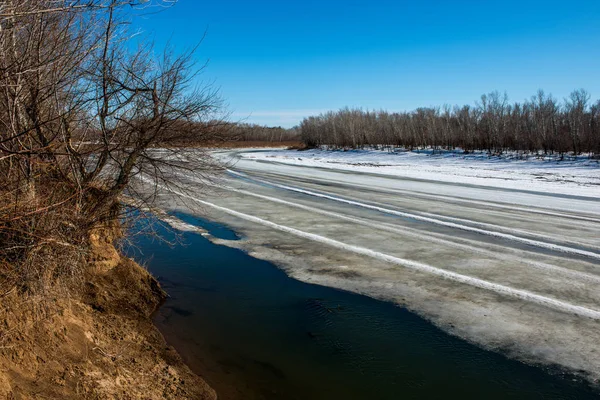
[402,191,600,223]
[154,180,600,321]
[418,211,600,251]
[209,182,600,284]
[256,171,600,223]
[228,170,600,261]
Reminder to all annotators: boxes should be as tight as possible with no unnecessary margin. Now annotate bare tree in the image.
[0,0,225,295]
[565,89,590,155]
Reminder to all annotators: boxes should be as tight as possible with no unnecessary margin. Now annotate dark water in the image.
[129,216,598,400]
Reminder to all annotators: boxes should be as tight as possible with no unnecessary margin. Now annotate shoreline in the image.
[0,239,217,399]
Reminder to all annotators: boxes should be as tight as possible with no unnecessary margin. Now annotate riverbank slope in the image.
[0,227,216,399]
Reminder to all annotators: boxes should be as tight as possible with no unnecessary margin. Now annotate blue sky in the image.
[133,1,600,127]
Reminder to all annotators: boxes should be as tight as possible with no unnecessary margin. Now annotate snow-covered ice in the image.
[239,148,600,198]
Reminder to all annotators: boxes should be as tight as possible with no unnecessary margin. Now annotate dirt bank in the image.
[0,231,216,399]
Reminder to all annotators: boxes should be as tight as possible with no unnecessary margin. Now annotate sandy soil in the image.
[0,229,216,399]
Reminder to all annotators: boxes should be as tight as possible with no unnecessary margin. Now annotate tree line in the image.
[226,123,299,143]
[299,90,600,156]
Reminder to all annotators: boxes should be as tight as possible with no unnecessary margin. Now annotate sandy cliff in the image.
[0,227,216,399]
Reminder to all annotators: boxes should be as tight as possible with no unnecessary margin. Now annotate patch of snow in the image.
[160,215,209,235]
[239,148,600,198]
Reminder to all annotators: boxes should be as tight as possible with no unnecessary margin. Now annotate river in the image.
[129,214,598,400]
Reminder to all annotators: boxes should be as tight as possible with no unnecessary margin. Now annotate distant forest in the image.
[299,90,600,156]
[227,123,300,142]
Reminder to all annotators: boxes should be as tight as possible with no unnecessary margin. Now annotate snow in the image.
[161,215,209,235]
[239,148,600,198]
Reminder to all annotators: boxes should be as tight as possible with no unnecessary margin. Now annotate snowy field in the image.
[239,148,600,198]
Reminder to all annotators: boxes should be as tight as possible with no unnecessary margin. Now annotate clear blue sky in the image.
[133,0,600,127]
